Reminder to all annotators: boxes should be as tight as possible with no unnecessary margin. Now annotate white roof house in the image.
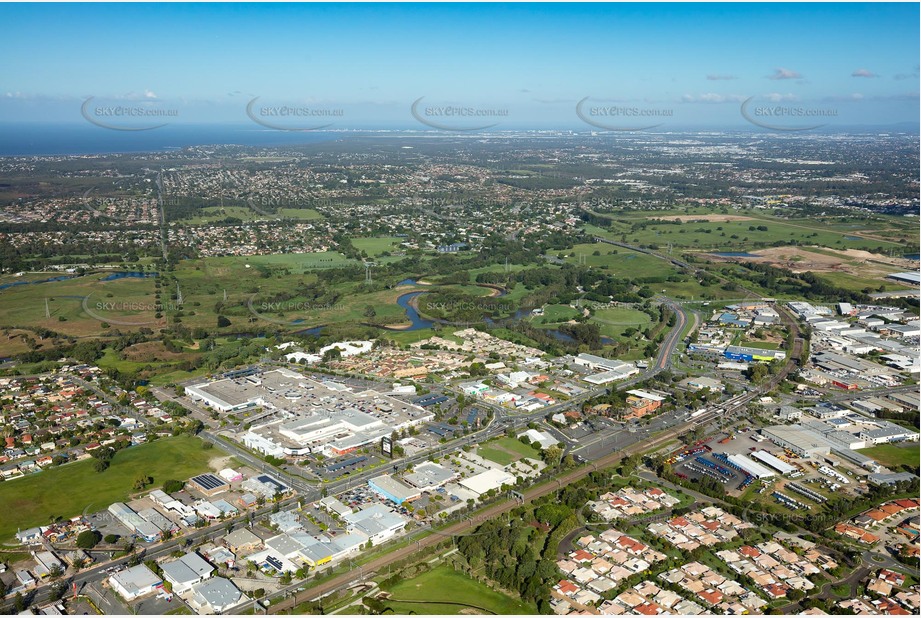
[160,552,214,593]
[109,564,162,601]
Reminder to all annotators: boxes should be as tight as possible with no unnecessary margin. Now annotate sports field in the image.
[477,436,541,466]
[0,436,219,542]
[351,236,404,256]
[590,306,653,339]
[382,564,536,614]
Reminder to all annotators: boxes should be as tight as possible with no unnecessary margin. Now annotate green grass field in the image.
[477,436,541,466]
[584,209,912,252]
[531,304,582,325]
[857,444,920,469]
[0,271,159,342]
[351,236,404,256]
[0,436,220,541]
[815,271,913,294]
[382,564,536,615]
[590,305,652,339]
[551,243,678,279]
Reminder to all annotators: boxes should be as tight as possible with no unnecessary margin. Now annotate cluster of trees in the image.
[456,508,566,611]
[454,470,633,610]
[76,529,101,549]
[735,262,872,304]
[90,441,129,473]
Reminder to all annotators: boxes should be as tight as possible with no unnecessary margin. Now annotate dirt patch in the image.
[208,454,234,471]
[653,214,754,222]
[709,245,911,278]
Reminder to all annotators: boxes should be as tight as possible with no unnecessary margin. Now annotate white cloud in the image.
[763,92,798,102]
[767,68,802,80]
[894,65,920,81]
[851,68,877,78]
[680,93,745,104]
[706,74,737,81]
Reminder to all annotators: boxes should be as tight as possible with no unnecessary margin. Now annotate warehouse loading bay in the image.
[669,428,873,503]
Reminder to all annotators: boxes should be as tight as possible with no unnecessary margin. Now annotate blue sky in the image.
[1,2,918,129]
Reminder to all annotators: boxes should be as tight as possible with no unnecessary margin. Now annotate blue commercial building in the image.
[724,345,786,363]
[367,475,420,505]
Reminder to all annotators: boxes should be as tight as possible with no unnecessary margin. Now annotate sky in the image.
[1,2,918,130]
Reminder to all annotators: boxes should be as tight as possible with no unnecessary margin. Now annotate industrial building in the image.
[188,473,230,497]
[760,421,908,473]
[726,454,776,479]
[887,271,921,285]
[189,577,244,614]
[342,503,409,544]
[574,354,633,372]
[107,502,162,543]
[583,366,640,385]
[403,462,458,491]
[679,376,725,392]
[318,496,353,517]
[724,345,786,362]
[459,468,516,495]
[575,354,639,385]
[751,450,797,475]
[761,425,830,457]
[138,508,178,535]
[31,551,64,579]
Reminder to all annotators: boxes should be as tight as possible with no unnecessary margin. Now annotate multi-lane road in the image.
[261,410,714,615]
[18,236,794,615]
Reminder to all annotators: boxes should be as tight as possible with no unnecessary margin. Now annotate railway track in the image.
[265,424,694,614]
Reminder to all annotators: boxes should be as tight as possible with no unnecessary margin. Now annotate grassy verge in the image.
[382,564,536,614]
[0,436,219,541]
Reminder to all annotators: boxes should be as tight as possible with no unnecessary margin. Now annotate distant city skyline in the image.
[1,3,918,130]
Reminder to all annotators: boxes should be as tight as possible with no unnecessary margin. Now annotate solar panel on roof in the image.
[191,474,227,490]
[257,475,286,491]
[326,456,367,472]
[265,556,283,570]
